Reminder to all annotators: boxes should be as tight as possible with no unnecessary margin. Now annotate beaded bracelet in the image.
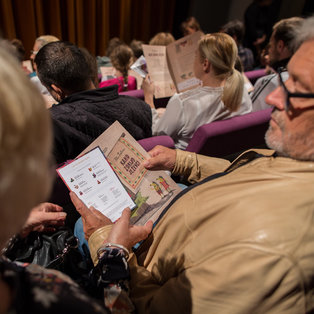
[97,243,129,260]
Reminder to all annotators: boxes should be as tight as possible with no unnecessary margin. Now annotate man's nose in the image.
[265,86,285,111]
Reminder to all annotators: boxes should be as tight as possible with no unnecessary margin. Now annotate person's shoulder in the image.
[177,86,217,102]
[118,94,149,108]
[254,73,276,87]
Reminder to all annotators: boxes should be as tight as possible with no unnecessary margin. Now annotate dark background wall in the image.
[0,0,313,57]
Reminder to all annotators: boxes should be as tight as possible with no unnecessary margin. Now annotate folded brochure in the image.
[77,121,181,226]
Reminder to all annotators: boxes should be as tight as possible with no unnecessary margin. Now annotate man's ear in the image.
[276,39,285,54]
[50,84,66,99]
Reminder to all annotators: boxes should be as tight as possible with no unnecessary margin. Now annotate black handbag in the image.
[3,228,92,282]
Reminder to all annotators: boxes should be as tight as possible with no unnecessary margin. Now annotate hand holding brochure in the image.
[78,121,181,226]
[57,147,135,222]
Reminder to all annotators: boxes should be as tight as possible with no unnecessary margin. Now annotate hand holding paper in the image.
[70,191,112,240]
[107,208,153,249]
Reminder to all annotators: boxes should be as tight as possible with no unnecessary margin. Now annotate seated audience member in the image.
[29,35,59,92]
[74,16,314,313]
[181,16,203,37]
[97,37,124,70]
[149,32,175,46]
[99,44,137,92]
[243,0,280,62]
[251,17,303,111]
[35,41,152,164]
[30,35,60,107]
[143,33,252,149]
[221,19,254,71]
[130,39,144,59]
[0,44,152,313]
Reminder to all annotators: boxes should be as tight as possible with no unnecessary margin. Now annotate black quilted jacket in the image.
[50,85,152,164]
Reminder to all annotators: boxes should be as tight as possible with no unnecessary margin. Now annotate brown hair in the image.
[110,44,134,91]
[181,17,202,36]
[272,17,304,54]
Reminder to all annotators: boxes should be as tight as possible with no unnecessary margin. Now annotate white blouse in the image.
[152,86,252,149]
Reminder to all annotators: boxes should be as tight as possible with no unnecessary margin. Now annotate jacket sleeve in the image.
[128,246,303,314]
[172,149,230,183]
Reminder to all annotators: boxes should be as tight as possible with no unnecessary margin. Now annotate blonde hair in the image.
[36,35,59,49]
[0,45,52,247]
[110,44,134,91]
[198,33,244,111]
[149,32,175,46]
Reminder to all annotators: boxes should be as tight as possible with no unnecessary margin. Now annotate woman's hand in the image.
[107,208,153,249]
[21,203,66,237]
[70,192,112,240]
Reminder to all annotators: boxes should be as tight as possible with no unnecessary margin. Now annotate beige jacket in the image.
[90,149,314,313]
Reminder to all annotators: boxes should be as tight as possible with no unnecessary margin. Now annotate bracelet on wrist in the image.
[97,243,129,260]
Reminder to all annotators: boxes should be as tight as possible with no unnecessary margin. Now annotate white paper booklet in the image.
[57,146,135,222]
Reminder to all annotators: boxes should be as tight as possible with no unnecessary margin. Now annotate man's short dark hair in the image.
[221,20,244,44]
[35,41,92,93]
[272,17,304,54]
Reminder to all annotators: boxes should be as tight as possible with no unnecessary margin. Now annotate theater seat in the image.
[185,108,272,160]
[245,69,267,85]
[138,135,175,152]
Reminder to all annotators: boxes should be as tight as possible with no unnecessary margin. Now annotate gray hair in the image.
[272,17,304,55]
[293,16,314,51]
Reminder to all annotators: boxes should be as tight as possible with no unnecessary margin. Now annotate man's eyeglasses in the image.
[277,68,314,111]
[30,50,38,55]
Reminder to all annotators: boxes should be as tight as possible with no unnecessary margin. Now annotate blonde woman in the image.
[0,45,151,313]
[149,32,175,46]
[143,33,252,149]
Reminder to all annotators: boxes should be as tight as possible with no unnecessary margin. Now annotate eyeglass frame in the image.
[30,50,39,55]
[277,67,314,112]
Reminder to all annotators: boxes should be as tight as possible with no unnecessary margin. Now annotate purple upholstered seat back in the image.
[185,108,272,158]
[138,135,175,152]
[120,89,145,100]
[245,69,267,84]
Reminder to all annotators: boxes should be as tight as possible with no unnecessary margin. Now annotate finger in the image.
[70,191,91,217]
[40,202,63,212]
[129,221,153,244]
[117,207,131,228]
[146,145,163,157]
[45,219,66,226]
[35,212,67,224]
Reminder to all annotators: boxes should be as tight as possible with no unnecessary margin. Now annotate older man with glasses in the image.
[74,17,314,313]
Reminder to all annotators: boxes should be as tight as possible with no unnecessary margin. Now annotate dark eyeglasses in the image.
[277,68,314,111]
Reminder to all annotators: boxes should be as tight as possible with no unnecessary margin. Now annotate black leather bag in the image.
[4,228,92,282]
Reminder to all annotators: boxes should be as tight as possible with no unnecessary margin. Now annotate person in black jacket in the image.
[35,41,152,164]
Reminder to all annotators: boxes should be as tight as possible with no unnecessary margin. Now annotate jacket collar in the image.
[59,85,119,105]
